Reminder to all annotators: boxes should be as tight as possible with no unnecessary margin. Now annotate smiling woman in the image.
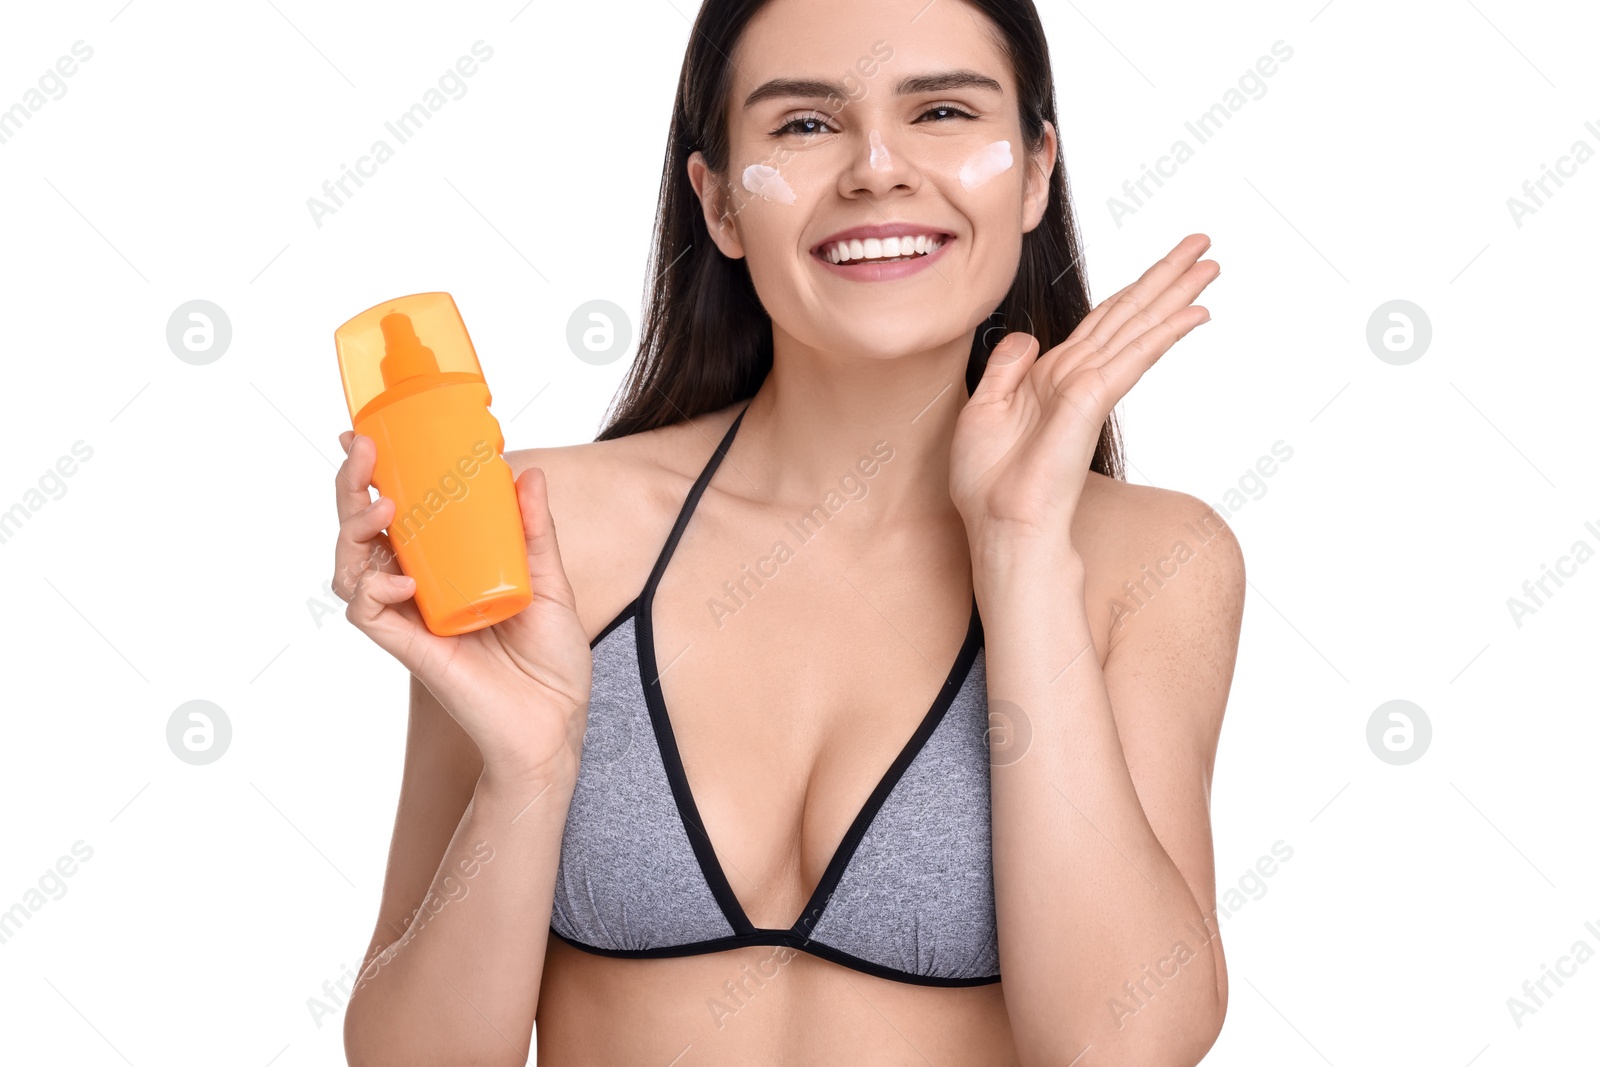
[335,1,1238,1065]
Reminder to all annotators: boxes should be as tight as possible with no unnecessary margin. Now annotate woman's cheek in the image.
[956,139,1013,190]
[740,158,837,210]
[735,140,1016,208]
[741,163,797,205]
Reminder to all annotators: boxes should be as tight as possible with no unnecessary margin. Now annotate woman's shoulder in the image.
[502,400,746,506]
[1075,470,1246,633]
[500,401,748,635]
[1077,470,1242,553]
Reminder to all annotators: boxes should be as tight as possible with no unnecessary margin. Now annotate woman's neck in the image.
[732,326,975,525]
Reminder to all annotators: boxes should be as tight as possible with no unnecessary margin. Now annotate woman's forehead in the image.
[728,0,1013,97]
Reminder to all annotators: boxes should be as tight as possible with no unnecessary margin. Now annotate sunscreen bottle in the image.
[334,292,532,636]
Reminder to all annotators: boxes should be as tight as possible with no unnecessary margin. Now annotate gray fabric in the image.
[550,615,736,949]
[806,649,999,979]
[552,613,1000,981]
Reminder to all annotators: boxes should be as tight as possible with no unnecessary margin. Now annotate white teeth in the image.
[825,234,946,263]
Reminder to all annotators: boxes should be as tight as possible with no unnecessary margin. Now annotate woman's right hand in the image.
[331,431,591,787]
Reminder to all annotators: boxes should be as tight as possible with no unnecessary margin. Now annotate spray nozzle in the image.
[378,312,441,388]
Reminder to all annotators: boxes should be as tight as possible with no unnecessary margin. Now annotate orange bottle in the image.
[334,292,532,636]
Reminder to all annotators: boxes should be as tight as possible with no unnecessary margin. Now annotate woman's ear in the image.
[687,150,747,260]
[1022,120,1057,234]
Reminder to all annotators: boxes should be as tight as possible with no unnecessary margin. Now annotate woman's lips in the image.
[812,236,953,282]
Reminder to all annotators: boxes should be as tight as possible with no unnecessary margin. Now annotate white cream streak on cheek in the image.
[958,140,1013,190]
[741,163,796,204]
[868,129,889,170]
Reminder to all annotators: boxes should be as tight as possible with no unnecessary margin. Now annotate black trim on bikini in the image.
[547,926,1000,987]
[586,410,754,650]
[632,403,989,954]
[635,404,759,936]
[590,596,638,648]
[789,595,982,934]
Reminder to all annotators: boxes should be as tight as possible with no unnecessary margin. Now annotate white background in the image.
[1,0,1595,1063]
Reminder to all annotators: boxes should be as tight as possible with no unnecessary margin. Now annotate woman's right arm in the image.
[342,677,576,1067]
[330,431,591,1066]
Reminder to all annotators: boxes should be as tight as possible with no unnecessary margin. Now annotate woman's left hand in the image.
[949,232,1221,561]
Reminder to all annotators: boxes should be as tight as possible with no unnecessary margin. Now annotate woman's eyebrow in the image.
[742,69,1002,109]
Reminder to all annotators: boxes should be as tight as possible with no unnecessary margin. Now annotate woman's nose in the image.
[868,129,891,171]
[843,127,918,196]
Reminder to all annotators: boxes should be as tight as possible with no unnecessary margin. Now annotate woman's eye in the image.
[770,104,974,137]
[917,105,978,123]
[773,114,835,137]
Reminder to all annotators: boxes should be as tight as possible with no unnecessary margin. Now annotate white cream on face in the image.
[868,129,890,170]
[741,163,797,204]
[958,140,1013,190]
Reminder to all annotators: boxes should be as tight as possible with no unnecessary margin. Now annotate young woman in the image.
[335,0,1239,1063]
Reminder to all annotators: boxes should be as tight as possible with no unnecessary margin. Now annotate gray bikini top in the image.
[548,404,1000,986]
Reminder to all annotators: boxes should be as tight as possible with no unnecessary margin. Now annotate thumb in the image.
[516,465,578,611]
[972,331,1039,401]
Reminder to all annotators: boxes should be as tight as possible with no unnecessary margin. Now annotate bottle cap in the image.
[334,292,486,423]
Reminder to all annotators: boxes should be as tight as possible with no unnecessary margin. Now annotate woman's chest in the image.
[551,587,1001,984]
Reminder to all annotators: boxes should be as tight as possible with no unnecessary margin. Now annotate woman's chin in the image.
[815,329,973,365]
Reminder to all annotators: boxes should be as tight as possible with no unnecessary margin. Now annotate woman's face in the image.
[689,0,1056,364]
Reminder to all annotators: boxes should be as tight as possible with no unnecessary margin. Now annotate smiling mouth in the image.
[814,233,952,265]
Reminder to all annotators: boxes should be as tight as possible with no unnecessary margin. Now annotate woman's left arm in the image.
[977,494,1242,1066]
[950,234,1236,1065]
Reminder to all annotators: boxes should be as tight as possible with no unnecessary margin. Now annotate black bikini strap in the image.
[641,403,750,594]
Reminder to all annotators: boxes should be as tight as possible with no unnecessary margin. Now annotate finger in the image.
[1042,305,1210,457]
[1060,281,1135,348]
[1075,234,1210,356]
[970,331,1039,403]
[1050,235,1208,363]
[332,496,399,601]
[341,495,394,548]
[349,567,416,616]
[334,433,378,524]
[339,430,354,455]
[1067,305,1210,405]
[1091,259,1220,368]
[517,466,579,612]
[346,567,428,660]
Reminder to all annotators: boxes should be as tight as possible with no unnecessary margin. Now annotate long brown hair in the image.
[595,0,1124,481]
